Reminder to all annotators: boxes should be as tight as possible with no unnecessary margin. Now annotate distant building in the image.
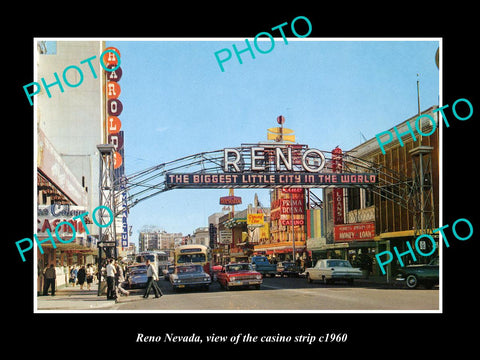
[192,227,210,246]
[139,230,183,252]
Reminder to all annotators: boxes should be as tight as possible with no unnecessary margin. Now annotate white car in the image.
[305,259,363,285]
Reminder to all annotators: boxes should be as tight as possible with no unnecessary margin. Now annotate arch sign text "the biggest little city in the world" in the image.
[165,145,377,188]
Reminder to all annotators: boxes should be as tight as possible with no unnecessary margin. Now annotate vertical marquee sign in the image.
[104,46,128,249]
[331,147,344,226]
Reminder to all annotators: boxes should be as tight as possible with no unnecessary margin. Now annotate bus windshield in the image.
[177,253,206,264]
[136,254,156,263]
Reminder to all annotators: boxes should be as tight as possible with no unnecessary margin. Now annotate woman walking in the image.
[69,266,77,287]
[77,265,86,290]
[86,264,94,290]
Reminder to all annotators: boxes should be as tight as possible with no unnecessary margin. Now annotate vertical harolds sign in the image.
[104,46,128,248]
[105,46,123,170]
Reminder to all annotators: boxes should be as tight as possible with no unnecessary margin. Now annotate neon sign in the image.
[223,146,326,173]
[165,145,377,188]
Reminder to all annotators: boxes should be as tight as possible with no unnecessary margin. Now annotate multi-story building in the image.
[35,40,112,292]
[255,188,306,262]
[192,227,210,246]
[321,106,439,279]
[138,230,182,252]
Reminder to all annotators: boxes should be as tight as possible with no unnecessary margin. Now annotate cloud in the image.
[155,126,168,133]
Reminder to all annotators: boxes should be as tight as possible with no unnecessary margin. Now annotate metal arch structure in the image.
[111,144,426,221]
[96,144,118,296]
[114,148,229,212]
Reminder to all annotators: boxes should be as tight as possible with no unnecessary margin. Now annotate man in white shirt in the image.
[143,259,163,298]
[106,259,117,300]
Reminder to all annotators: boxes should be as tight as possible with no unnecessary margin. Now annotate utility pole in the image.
[409,74,436,261]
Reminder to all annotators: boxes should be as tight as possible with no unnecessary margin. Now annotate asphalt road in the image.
[112,275,439,311]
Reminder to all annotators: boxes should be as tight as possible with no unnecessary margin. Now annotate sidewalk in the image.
[36,284,141,311]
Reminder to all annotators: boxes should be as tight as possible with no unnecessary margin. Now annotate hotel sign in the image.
[219,195,242,205]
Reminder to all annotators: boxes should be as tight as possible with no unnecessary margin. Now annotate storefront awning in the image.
[223,218,247,228]
[378,230,415,239]
[309,241,378,251]
[254,241,305,254]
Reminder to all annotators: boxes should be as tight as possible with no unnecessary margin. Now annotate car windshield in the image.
[326,260,352,268]
[176,265,203,274]
[129,265,147,274]
[429,257,439,266]
[226,264,253,272]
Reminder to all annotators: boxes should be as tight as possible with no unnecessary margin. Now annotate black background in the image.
[8,4,477,354]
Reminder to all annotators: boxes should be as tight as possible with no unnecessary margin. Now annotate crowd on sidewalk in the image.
[41,263,97,296]
[41,257,164,301]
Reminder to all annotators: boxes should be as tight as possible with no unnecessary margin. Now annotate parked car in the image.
[126,264,149,288]
[251,256,277,277]
[217,263,262,290]
[169,264,211,291]
[277,261,301,277]
[395,256,439,289]
[305,259,363,285]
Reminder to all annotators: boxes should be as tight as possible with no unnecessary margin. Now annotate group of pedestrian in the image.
[42,258,164,301]
[105,258,163,300]
[42,263,96,296]
[69,264,96,290]
[105,258,130,301]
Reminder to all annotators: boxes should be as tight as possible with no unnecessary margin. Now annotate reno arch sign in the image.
[165,145,378,188]
[223,146,326,173]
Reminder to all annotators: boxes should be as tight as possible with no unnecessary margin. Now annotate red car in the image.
[217,263,263,290]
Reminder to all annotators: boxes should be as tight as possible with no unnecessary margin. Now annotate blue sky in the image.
[107,39,440,244]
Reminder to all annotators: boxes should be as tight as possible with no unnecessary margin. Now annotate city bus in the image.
[135,251,169,274]
[174,244,212,275]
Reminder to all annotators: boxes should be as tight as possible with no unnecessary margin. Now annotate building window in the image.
[364,189,374,207]
[347,188,361,211]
